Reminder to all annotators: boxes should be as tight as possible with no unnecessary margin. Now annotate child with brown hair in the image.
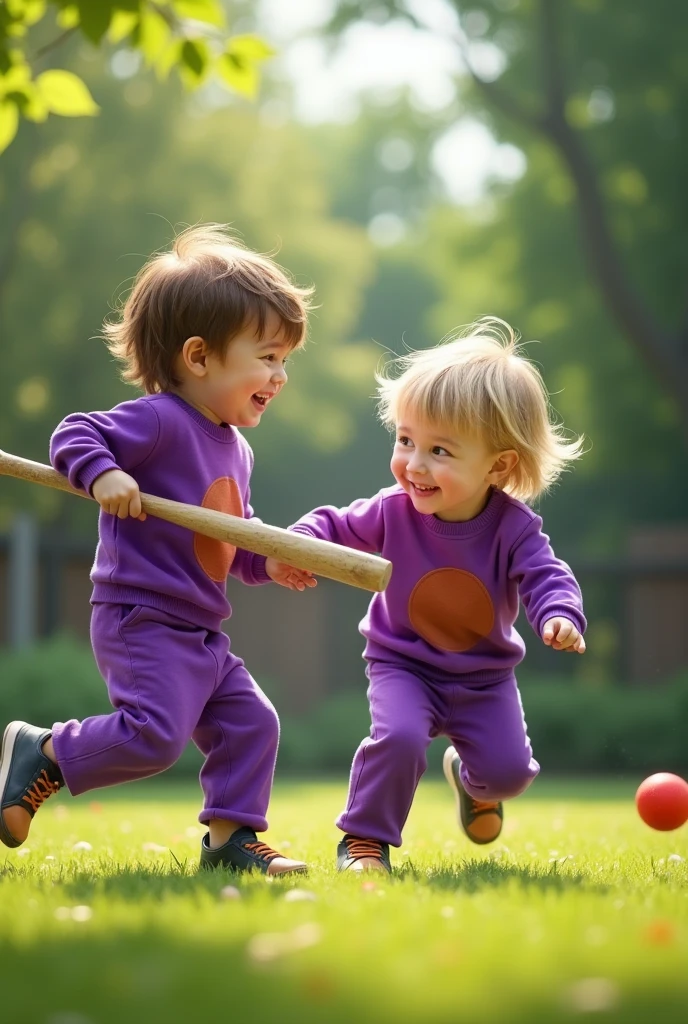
[0,225,314,875]
[268,319,586,873]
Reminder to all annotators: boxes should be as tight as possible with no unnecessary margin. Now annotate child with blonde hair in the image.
[0,225,315,875]
[268,319,586,872]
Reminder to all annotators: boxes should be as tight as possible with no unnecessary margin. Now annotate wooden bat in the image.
[0,450,392,593]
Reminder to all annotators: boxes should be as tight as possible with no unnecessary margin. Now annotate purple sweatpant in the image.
[338,661,540,847]
[52,604,279,830]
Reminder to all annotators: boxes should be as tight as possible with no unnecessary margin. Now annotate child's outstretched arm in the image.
[265,492,386,589]
[229,480,317,592]
[509,515,586,655]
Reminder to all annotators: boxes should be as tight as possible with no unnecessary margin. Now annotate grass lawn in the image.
[1,776,687,1024]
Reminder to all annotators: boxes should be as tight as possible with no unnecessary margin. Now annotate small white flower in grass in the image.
[220,885,242,901]
[283,889,316,903]
[17,848,31,856]
[141,843,167,853]
[292,922,322,947]
[72,841,92,852]
[247,923,322,963]
[45,855,55,862]
[45,1013,95,1024]
[440,906,455,918]
[563,977,620,1014]
[279,840,292,850]
[668,854,684,864]
[247,932,285,962]
[71,906,92,922]
[585,926,608,947]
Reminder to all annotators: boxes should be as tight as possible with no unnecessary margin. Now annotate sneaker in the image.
[199,826,307,875]
[336,834,391,873]
[0,722,64,849]
[443,746,503,845]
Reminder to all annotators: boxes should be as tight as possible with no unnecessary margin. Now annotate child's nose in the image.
[272,365,288,385]
[407,450,427,473]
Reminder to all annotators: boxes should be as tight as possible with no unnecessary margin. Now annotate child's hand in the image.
[266,557,317,592]
[92,469,147,521]
[542,617,586,654]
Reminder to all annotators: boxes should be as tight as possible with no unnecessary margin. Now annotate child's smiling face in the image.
[174,311,293,428]
[390,410,518,522]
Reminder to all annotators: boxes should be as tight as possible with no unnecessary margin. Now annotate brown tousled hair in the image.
[103,224,314,393]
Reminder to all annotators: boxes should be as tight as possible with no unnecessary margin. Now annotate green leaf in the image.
[179,38,209,87]
[228,34,275,62]
[108,9,138,44]
[20,81,48,122]
[0,58,31,100]
[139,7,169,66]
[35,69,99,116]
[0,99,19,154]
[56,4,80,29]
[6,0,46,26]
[170,0,225,29]
[153,38,182,81]
[76,0,113,44]
[217,50,258,98]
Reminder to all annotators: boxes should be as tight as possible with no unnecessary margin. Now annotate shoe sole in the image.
[0,721,26,848]
[442,745,462,825]
[442,746,502,846]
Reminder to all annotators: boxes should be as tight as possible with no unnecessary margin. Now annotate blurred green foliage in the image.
[0,0,273,154]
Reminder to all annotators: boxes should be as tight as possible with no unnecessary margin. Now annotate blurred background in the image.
[1,0,687,777]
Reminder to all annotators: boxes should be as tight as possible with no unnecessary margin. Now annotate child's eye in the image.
[396,435,412,447]
[432,446,451,456]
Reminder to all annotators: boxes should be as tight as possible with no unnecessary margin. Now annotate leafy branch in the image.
[0,0,275,154]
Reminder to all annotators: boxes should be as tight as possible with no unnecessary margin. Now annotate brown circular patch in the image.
[408,568,494,652]
[194,477,243,582]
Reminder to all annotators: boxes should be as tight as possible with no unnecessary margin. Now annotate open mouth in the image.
[409,482,439,498]
[251,393,271,410]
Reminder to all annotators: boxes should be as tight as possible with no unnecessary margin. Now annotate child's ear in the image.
[487,449,519,486]
[181,336,209,377]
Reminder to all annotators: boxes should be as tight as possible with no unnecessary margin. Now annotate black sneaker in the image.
[337,834,391,873]
[0,721,64,849]
[199,826,307,875]
[443,746,503,845]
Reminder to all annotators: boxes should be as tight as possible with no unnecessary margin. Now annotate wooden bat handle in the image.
[0,449,392,593]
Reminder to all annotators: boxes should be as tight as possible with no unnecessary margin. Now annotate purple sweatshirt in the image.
[292,485,585,681]
[50,393,270,632]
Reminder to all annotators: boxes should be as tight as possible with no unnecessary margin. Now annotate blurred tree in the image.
[0,0,273,154]
[327,0,688,442]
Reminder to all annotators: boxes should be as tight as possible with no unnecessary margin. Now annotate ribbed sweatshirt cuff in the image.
[536,607,587,637]
[79,456,120,496]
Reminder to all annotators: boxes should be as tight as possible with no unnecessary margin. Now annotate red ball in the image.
[635,773,688,831]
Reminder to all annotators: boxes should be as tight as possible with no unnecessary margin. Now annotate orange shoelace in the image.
[21,769,61,813]
[344,837,384,860]
[244,840,281,863]
[470,798,501,816]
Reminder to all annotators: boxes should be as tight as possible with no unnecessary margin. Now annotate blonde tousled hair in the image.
[376,318,584,502]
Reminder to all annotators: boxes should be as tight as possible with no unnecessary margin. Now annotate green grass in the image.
[1,778,687,1024]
